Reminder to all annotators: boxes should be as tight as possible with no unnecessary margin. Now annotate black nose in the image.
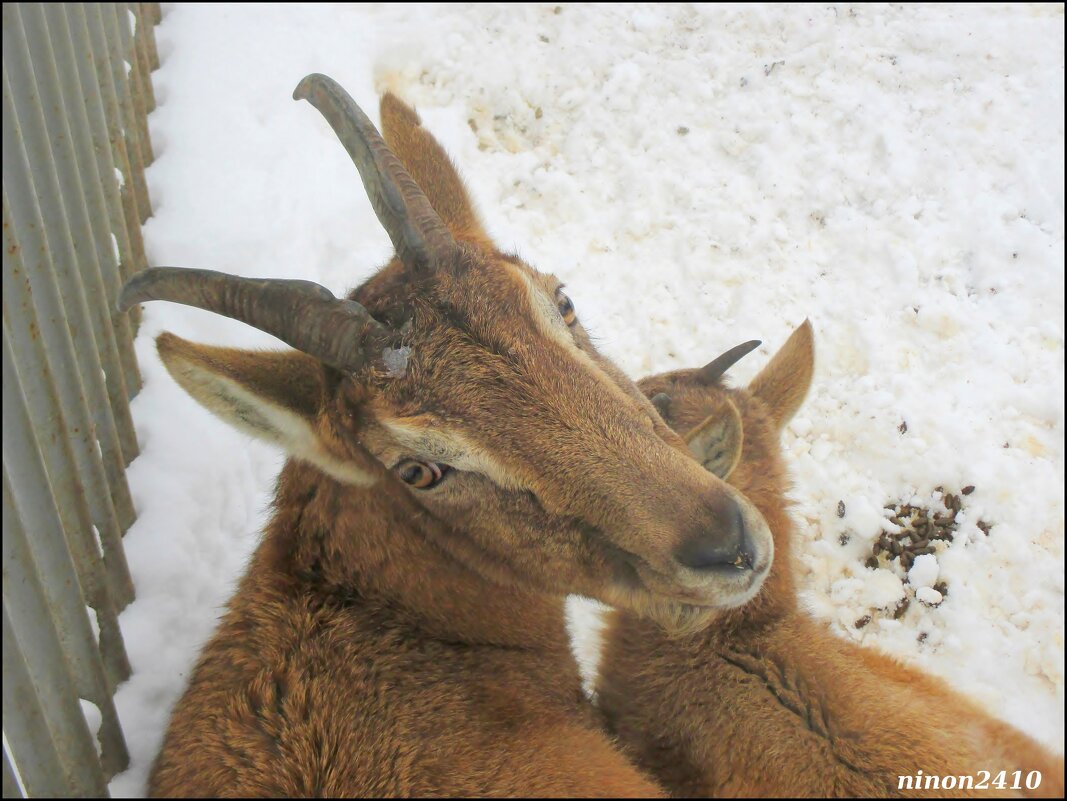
[675,502,750,571]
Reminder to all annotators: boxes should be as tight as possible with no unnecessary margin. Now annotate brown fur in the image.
[150,458,663,796]
[145,91,777,795]
[598,321,1064,798]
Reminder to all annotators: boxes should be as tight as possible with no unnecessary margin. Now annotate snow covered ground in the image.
[111,4,1064,794]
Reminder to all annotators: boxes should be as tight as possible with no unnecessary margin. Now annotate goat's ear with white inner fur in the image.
[685,398,744,480]
[156,332,376,487]
[747,319,815,431]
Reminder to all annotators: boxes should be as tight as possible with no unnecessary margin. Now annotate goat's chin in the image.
[646,603,718,638]
[600,584,719,638]
[601,565,774,638]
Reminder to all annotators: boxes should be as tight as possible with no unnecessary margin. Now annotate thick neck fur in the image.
[251,457,571,654]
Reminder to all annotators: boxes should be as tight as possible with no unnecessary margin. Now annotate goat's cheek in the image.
[433,481,505,530]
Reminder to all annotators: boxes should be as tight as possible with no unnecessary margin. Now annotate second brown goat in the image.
[603,321,1064,797]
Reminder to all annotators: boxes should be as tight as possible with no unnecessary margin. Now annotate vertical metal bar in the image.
[3,196,132,686]
[126,3,154,171]
[3,605,91,798]
[1,180,135,610]
[18,3,141,467]
[112,3,154,157]
[2,0,155,791]
[2,42,137,534]
[3,477,114,797]
[2,339,104,698]
[128,4,156,113]
[2,743,24,799]
[3,336,129,783]
[87,3,151,225]
[139,2,160,70]
[44,3,143,396]
[2,128,138,606]
[67,2,148,318]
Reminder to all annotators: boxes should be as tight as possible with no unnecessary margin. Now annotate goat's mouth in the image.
[596,498,774,626]
[610,547,768,609]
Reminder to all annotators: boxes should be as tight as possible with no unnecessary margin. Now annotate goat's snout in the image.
[674,499,752,573]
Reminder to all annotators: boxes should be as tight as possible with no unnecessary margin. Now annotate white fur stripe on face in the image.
[381,265,649,488]
[376,419,524,489]
[513,267,575,350]
[511,265,642,408]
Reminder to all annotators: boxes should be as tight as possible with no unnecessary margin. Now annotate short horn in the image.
[650,392,672,418]
[294,74,454,273]
[699,340,762,384]
[118,267,389,373]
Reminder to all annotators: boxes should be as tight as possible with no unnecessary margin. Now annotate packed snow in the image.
[908,552,940,590]
[111,4,1064,794]
[917,586,945,607]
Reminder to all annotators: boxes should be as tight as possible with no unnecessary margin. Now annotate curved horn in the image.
[699,340,762,384]
[118,267,389,373]
[293,74,454,273]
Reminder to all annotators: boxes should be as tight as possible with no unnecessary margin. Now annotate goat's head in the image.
[120,75,773,632]
[638,321,815,601]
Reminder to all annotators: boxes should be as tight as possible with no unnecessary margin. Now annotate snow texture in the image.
[111,4,1064,794]
[908,552,940,589]
[917,586,945,606]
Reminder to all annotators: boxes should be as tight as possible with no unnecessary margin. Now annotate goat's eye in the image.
[557,292,577,326]
[396,460,446,489]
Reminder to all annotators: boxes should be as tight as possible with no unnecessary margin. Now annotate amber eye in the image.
[396,460,446,489]
[557,292,577,326]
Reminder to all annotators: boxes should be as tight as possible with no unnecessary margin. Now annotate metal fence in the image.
[2,3,160,796]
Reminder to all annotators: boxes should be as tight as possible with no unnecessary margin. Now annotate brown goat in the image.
[600,321,1065,798]
[122,76,780,796]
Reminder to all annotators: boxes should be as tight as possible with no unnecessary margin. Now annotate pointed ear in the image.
[747,319,815,430]
[685,398,744,480]
[379,92,489,244]
[156,333,375,486]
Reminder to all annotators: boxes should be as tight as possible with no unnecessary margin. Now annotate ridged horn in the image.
[699,340,762,384]
[293,73,455,273]
[118,267,389,373]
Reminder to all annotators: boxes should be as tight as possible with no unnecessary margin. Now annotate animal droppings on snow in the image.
[868,493,975,576]
[892,597,911,621]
